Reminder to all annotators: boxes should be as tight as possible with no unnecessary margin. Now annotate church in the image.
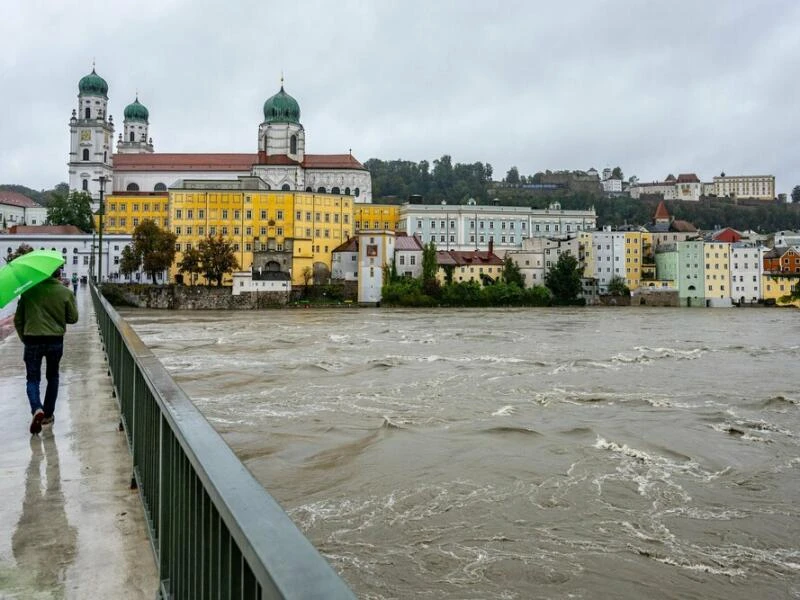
[67,67,373,204]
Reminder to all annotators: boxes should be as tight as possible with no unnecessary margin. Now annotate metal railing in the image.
[90,284,355,600]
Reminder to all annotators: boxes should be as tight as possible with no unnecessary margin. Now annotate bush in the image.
[99,283,137,307]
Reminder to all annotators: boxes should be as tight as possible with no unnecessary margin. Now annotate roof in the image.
[8,225,83,235]
[437,249,504,267]
[670,220,697,232]
[676,173,700,183]
[394,233,424,251]
[0,191,43,208]
[331,237,358,253]
[712,227,742,243]
[654,200,670,221]
[112,152,367,172]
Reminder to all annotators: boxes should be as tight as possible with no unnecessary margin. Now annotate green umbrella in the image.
[0,250,66,308]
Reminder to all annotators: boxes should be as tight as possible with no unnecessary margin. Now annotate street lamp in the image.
[96,176,107,282]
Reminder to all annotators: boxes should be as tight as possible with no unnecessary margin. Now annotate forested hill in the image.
[0,183,68,207]
[365,157,800,233]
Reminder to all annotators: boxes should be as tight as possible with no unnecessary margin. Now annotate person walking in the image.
[14,267,79,434]
[71,272,78,295]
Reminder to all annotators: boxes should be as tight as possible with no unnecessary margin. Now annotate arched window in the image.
[345,187,351,195]
[317,187,326,193]
[82,179,88,191]
[127,183,140,191]
[154,183,167,191]
[290,135,297,155]
[355,187,360,197]
[281,184,291,191]
[103,151,107,162]
[305,186,313,192]
[331,187,340,195]
[129,132,135,142]
[82,149,89,161]
[85,107,91,119]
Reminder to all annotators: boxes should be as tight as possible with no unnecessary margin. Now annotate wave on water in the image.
[760,395,798,409]
[491,405,516,416]
[479,426,541,436]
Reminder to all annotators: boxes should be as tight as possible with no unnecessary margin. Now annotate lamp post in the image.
[96,176,107,282]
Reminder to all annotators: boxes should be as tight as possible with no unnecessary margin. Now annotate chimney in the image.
[488,238,494,257]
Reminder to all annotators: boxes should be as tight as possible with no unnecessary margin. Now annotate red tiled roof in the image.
[712,227,742,243]
[9,225,83,235]
[676,173,700,183]
[654,200,670,220]
[332,237,358,253]
[437,249,503,266]
[112,152,367,172]
[0,191,42,208]
[394,233,423,251]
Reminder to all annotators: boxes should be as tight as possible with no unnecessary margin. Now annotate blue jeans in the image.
[23,340,64,416]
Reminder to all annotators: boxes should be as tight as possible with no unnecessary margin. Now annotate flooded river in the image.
[123,307,800,599]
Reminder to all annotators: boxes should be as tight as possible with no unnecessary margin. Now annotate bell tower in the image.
[68,64,114,205]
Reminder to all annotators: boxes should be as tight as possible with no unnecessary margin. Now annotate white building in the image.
[331,237,359,281]
[357,230,394,305]
[591,228,627,292]
[397,201,596,253]
[0,192,48,228]
[774,230,800,248]
[0,227,137,283]
[629,173,703,201]
[713,174,775,200]
[394,233,424,278]
[231,271,291,295]
[729,244,766,304]
[68,67,373,206]
[506,235,581,288]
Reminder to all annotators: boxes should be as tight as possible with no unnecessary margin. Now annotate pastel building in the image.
[677,241,705,307]
[435,248,504,286]
[730,244,766,304]
[591,228,626,293]
[358,230,395,305]
[713,174,775,200]
[703,241,732,307]
[0,192,47,228]
[506,235,581,288]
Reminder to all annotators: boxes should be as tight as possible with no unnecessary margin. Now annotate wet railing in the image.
[90,284,355,600]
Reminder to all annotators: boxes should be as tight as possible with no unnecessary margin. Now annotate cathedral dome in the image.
[124,97,149,122]
[78,68,108,97]
[263,86,300,124]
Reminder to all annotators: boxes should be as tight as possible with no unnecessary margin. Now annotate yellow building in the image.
[436,249,504,286]
[762,274,800,307]
[354,204,400,233]
[103,192,169,233]
[703,242,731,301]
[620,231,655,291]
[104,182,356,286]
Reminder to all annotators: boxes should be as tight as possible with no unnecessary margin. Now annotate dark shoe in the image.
[42,415,55,427]
[29,409,44,435]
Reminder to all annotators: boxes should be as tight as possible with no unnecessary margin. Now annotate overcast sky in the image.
[2,0,798,194]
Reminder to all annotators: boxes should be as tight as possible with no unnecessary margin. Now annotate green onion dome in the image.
[78,68,108,98]
[123,97,149,122]
[263,86,300,123]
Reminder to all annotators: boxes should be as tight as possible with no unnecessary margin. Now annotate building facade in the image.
[713,174,775,200]
[0,192,47,228]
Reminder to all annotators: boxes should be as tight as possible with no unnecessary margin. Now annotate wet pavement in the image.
[0,288,159,598]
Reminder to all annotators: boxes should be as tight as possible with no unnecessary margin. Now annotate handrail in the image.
[90,283,355,599]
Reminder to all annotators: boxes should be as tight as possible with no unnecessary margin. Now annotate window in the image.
[234,210,241,220]
[82,179,88,191]
[290,134,297,154]
[82,149,89,161]
[126,183,139,191]
[154,183,167,191]
[332,187,340,194]
[176,209,182,219]
[73,256,78,265]
[281,184,291,191]
[221,226,228,235]
[410,256,416,265]
[133,203,140,212]
[318,187,326,193]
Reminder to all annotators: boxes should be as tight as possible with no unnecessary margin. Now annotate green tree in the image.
[119,245,141,279]
[132,220,177,284]
[6,243,33,263]
[545,252,583,302]
[421,241,438,283]
[47,189,95,232]
[501,255,525,287]
[198,234,239,286]
[177,246,202,285]
[791,185,800,204]
[607,275,630,296]
[301,266,313,287]
[505,166,520,185]
[611,166,623,180]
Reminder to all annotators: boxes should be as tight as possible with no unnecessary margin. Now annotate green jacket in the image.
[14,277,79,340]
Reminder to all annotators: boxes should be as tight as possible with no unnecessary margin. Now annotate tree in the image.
[132,220,177,284]
[505,166,520,185]
[421,241,438,283]
[198,234,239,286]
[611,166,623,180]
[119,245,141,279]
[47,189,95,232]
[301,266,313,287]
[544,252,583,302]
[177,246,202,285]
[501,255,525,288]
[791,185,800,204]
[6,243,33,263]
[607,275,630,296]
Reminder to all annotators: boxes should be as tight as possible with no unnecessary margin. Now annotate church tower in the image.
[254,82,306,190]
[68,66,114,203]
[117,96,154,154]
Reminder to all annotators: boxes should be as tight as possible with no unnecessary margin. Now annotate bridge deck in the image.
[0,288,159,598]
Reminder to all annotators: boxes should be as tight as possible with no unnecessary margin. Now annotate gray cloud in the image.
[1,0,798,193]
